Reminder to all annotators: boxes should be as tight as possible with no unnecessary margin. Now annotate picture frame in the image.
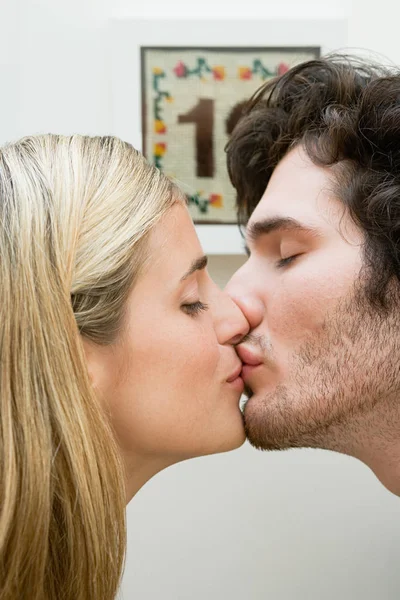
[140,45,320,225]
[110,19,347,251]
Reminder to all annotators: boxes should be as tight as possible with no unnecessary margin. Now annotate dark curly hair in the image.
[225,55,400,307]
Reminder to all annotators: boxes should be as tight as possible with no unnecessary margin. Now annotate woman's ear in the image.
[80,336,111,396]
[79,334,125,413]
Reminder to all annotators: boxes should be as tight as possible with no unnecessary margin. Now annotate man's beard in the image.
[243,276,400,454]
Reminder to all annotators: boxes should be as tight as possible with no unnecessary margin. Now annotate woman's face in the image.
[84,203,249,481]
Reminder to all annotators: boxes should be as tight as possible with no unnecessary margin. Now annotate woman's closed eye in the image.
[181,301,209,317]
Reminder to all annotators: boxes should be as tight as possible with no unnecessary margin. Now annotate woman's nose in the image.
[214,288,250,346]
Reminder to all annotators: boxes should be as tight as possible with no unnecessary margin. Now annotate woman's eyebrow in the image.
[180,255,208,281]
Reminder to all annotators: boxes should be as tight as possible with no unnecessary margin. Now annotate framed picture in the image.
[141,46,319,223]
[110,19,347,246]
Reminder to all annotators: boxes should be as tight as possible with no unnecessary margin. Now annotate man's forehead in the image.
[246,154,342,236]
[245,188,363,247]
[257,145,333,205]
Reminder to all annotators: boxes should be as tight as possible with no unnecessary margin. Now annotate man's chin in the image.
[241,392,272,450]
[242,389,335,453]
[242,389,299,452]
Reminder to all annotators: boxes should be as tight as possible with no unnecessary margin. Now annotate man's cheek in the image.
[270,296,321,342]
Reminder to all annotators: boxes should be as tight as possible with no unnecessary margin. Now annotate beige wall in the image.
[207,254,246,288]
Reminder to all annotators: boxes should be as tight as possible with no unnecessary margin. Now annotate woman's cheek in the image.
[190,336,221,390]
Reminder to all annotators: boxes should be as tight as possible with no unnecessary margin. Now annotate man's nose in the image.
[225,274,264,332]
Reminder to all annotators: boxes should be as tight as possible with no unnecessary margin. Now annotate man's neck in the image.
[355,438,400,496]
[323,396,400,496]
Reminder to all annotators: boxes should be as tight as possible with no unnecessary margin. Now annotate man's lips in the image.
[241,363,262,381]
[236,346,263,381]
[236,345,263,367]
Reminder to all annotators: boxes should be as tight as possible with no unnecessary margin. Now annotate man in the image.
[225,55,400,495]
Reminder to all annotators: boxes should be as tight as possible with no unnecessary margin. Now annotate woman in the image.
[0,134,248,599]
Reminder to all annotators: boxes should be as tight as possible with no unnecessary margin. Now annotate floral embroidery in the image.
[154,142,166,156]
[154,119,167,134]
[238,66,252,80]
[209,193,223,208]
[173,58,225,81]
[152,69,173,168]
[212,66,225,81]
[187,192,224,213]
[173,61,187,78]
[152,69,173,121]
[277,62,290,76]
[153,142,167,168]
[237,60,290,80]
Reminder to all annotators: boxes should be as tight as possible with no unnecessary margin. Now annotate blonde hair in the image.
[0,135,182,599]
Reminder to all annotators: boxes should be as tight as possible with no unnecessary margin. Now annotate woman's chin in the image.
[199,417,246,457]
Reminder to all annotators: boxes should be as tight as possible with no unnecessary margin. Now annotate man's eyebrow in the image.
[246,217,321,244]
[180,255,208,281]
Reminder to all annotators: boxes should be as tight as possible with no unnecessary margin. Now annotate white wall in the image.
[3,0,400,146]
[2,1,400,599]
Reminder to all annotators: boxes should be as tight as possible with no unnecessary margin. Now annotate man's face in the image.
[226,145,399,453]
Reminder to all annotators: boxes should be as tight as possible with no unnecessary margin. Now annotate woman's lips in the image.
[227,364,242,382]
[226,363,244,393]
[228,375,244,393]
